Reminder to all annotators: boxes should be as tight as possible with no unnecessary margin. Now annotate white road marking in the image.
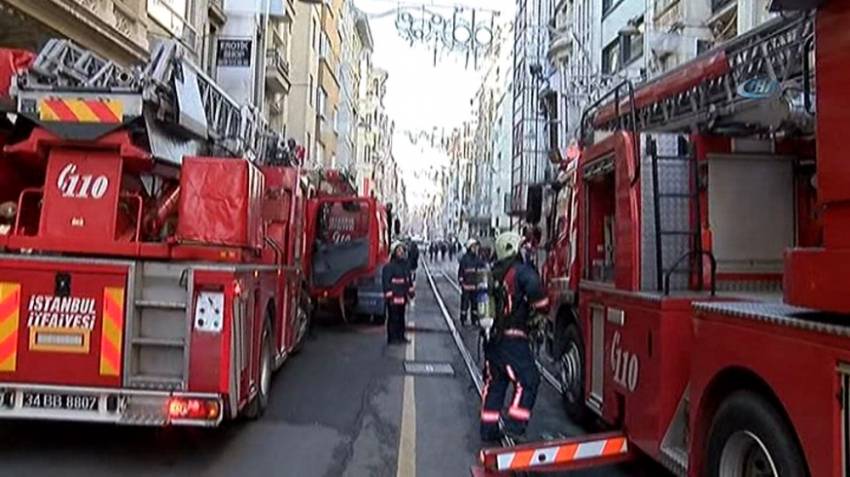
[396,322,416,477]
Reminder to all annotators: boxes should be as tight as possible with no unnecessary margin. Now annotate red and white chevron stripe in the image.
[480,433,630,473]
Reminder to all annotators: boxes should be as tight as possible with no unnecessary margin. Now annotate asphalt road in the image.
[0,259,665,477]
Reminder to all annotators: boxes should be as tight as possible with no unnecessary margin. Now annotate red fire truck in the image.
[304,169,392,321]
[477,2,850,476]
[0,38,359,427]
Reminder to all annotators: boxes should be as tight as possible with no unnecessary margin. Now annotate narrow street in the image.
[0,259,664,477]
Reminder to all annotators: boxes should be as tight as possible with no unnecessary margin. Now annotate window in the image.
[602,0,620,16]
[333,107,339,133]
[544,91,559,152]
[312,18,319,51]
[317,88,327,118]
[148,0,197,47]
[306,132,312,161]
[204,24,219,77]
[622,18,644,65]
[308,75,314,106]
[712,0,735,13]
[602,39,620,75]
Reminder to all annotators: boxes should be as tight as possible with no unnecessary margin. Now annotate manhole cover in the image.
[404,361,455,377]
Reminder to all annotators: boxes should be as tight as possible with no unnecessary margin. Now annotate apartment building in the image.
[287,1,321,165]
[314,0,343,168]
[338,3,373,178]
[0,0,149,64]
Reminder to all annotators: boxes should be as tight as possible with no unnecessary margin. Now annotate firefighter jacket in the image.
[458,251,485,291]
[383,257,414,306]
[492,256,549,336]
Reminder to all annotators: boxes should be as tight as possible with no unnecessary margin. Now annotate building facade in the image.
[337,3,373,177]
[498,0,779,230]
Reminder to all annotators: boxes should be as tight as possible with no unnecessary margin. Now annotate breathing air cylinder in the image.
[476,267,495,339]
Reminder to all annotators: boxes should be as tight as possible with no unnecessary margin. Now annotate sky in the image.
[352,0,515,208]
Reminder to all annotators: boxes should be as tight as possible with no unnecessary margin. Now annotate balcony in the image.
[265,31,291,93]
[207,0,226,27]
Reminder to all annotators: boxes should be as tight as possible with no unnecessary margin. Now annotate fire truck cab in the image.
[304,170,392,320]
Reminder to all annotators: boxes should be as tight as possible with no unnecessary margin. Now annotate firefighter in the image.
[480,232,549,442]
[407,239,420,285]
[382,241,414,344]
[458,238,485,326]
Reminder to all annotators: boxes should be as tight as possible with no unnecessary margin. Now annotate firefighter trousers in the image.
[460,290,479,324]
[480,337,540,440]
[386,304,407,343]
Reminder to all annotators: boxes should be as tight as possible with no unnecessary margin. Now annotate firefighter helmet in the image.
[495,232,522,260]
[466,238,479,248]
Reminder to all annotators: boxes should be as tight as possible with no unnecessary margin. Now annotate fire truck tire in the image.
[558,323,591,425]
[244,324,273,420]
[704,390,807,477]
[291,292,312,355]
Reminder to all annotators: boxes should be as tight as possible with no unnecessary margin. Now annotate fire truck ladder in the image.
[14,39,283,165]
[646,135,715,295]
[584,13,814,136]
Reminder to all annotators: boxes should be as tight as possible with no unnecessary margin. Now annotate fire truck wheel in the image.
[705,390,807,477]
[291,294,311,355]
[559,323,590,425]
[244,324,273,420]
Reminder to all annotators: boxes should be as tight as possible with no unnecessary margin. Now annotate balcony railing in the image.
[265,29,290,92]
[266,50,290,91]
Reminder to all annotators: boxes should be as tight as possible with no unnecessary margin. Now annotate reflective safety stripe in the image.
[532,297,550,309]
[0,283,20,372]
[491,436,629,471]
[385,292,393,298]
[99,287,125,376]
[391,278,407,284]
[39,98,123,123]
[508,407,531,420]
[503,329,527,338]
[481,410,500,423]
[392,298,406,305]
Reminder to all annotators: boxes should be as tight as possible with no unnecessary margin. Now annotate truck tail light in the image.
[166,397,220,421]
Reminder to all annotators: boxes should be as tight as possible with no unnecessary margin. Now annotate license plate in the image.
[22,392,98,411]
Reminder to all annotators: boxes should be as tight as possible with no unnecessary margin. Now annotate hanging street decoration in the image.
[366,4,501,69]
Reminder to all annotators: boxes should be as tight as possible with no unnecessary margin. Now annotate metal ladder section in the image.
[592,14,813,134]
[16,39,283,165]
[125,262,192,390]
[641,135,705,293]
